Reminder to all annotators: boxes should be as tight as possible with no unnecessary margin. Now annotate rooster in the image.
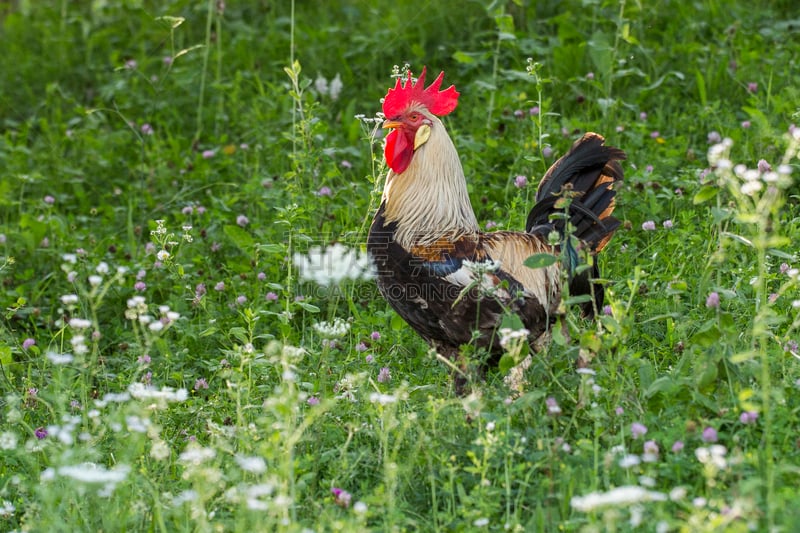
[367,68,625,390]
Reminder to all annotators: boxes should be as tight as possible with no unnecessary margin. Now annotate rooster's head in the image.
[381,67,459,174]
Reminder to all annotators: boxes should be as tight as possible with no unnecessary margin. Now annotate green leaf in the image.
[499,312,525,332]
[552,319,567,346]
[452,51,476,64]
[257,243,284,254]
[768,248,796,260]
[645,376,679,398]
[0,344,12,366]
[565,294,593,305]
[229,327,250,344]
[588,31,613,75]
[391,313,406,331]
[694,69,707,107]
[693,185,718,204]
[295,302,320,313]
[498,353,516,374]
[721,232,753,248]
[524,253,558,269]
[690,320,720,348]
[224,225,255,252]
[156,15,185,29]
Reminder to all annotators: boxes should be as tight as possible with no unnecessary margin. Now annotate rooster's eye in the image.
[409,113,419,121]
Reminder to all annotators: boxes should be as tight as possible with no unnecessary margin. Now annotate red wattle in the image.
[384,129,413,174]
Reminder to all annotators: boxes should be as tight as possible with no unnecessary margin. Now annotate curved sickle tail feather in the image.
[526,132,626,253]
[526,132,626,316]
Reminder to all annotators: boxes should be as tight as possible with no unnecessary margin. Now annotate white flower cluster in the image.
[55,462,130,484]
[695,444,727,469]
[0,500,14,517]
[369,392,397,405]
[42,462,131,497]
[179,443,216,465]
[125,296,180,332]
[498,327,530,349]
[315,72,343,100]
[128,382,188,403]
[571,485,667,512]
[312,317,350,339]
[293,243,373,286]
[709,137,793,197]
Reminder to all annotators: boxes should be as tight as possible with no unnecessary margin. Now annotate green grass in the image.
[2,0,800,531]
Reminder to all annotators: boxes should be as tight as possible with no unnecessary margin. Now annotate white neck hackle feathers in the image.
[382,112,479,249]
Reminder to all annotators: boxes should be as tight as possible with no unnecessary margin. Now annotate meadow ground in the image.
[1,1,800,531]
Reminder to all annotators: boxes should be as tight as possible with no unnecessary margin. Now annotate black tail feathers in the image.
[526,132,626,252]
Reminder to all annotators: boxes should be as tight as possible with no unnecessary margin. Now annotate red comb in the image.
[382,67,459,119]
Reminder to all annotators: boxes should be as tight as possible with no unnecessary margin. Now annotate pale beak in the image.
[382,119,403,130]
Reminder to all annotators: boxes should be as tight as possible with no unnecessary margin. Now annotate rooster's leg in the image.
[432,342,478,396]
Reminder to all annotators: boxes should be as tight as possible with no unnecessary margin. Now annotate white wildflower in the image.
[96,262,109,274]
[246,483,275,511]
[329,73,343,100]
[353,501,367,514]
[156,249,170,262]
[473,517,489,527]
[235,455,267,474]
[693,497,707,508]
[179,444,216,465]
[0,500,15,517]
[60,294,79,305]
[148,321,164,332]
[0,431,18,450]
[314,73,328,95]
[293,243,373,286]
[369,392,397,405]
[150,440,170,460]
[127,295,146,309]
[742,168,760,181]
[618,454,641,469]
[498,327,529,349]
[62,253,77,264]
[128,383,188,403]
[571,485,666,512]
[69,317,92,329]
[740,180,762,196]
[46,352,74,364]
[88,275,103,287]
[629,505,644,527]
[70,335,87,355]
[707,142,729,166]
[126,415,149,433]
[101,391,131,404]
[58,463,130,485]
[696,444,727,469]
[638,475,656,487]
[313,317,350,339]
[172,490,199,505]
[282,345,306,360]
[669,487,687,501]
